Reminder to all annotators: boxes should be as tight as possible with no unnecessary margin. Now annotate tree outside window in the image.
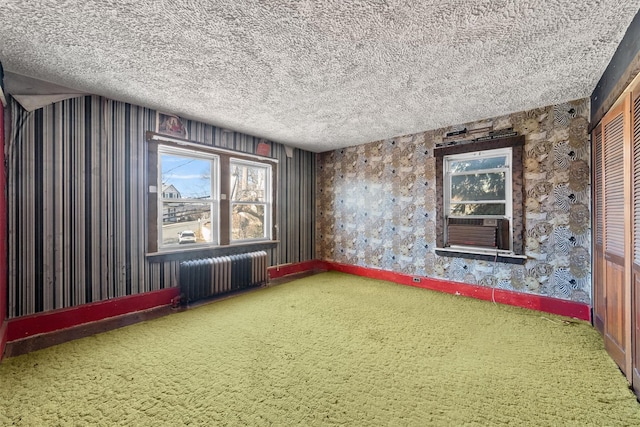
[443,147,513,249]
[230,160,271,241]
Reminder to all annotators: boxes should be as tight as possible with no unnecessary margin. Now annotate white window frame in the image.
[229,158,272,242]
[157,145,220,248]
[443,147,513,251]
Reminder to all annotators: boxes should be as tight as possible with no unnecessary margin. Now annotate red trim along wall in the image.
[3,259,590,350]
[5,260,321,346]
[0,97,7,358]
[268,259,327,280]
[0,322,6,361]
[6,287,179,342]
[270,260,591,321]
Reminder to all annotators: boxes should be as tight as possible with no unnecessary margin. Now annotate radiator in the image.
[179,251,268,303]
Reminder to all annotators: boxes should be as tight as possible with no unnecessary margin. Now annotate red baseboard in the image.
[274,260,591,321]
[322,261,591,321]
[6,287,180,342]
[0,320,7,360]
[268,260,327,279]
[4,260,591,348]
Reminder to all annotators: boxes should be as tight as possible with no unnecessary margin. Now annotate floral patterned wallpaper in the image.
[316,98,591,303]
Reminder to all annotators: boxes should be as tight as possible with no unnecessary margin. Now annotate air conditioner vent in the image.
[448,217,485,226]
[448,224,497,247]
[447,218,510,250]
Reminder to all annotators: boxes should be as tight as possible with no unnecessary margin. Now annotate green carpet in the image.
[1,271,639,426]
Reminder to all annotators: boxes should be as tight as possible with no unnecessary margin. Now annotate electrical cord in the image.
[491,248,498,304]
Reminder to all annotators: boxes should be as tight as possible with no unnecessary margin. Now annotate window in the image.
[435,136,525,260]
[443,147,512,251]
[146,132,277,254]
[445,148,511,217]
[230,159,272,241]
[158,147,219,247]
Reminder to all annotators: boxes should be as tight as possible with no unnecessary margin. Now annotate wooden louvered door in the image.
[632,87,640,393]
[595,78,640,392]
[598,94,631,376]
[593,125,605,334]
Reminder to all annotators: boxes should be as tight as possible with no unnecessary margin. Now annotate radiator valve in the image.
[171,296,183,309]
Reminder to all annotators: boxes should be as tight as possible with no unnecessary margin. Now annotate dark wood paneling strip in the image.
[84,96,93,303]
[591,9,640,129]
[124,103,132,295]
[34,107,44,313]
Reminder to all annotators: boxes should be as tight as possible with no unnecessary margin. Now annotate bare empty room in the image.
[1,1,640,425]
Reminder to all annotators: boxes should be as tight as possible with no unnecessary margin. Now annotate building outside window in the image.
[148,132,277,253]
[158,147,219,247]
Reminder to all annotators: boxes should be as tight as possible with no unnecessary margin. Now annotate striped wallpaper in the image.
[7,96,315,318]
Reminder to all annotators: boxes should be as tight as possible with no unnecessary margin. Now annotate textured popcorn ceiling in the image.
[1,1,639,152]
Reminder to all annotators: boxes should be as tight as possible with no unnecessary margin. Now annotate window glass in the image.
[161,154,212,199]
[450,203,506,216]
[159,150,217,247]
[443,147,512,250]
[449,155,508,173]
[230,159,271,242]
[450,172,506,202]
[148,137,276,252]
[231,163,267,202]
[231,204,265,240]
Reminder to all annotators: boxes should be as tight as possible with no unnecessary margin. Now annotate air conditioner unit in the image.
[447,217,509,250]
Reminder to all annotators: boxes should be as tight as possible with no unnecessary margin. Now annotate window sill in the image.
[435,247,527,265]
[147,240,279,263]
